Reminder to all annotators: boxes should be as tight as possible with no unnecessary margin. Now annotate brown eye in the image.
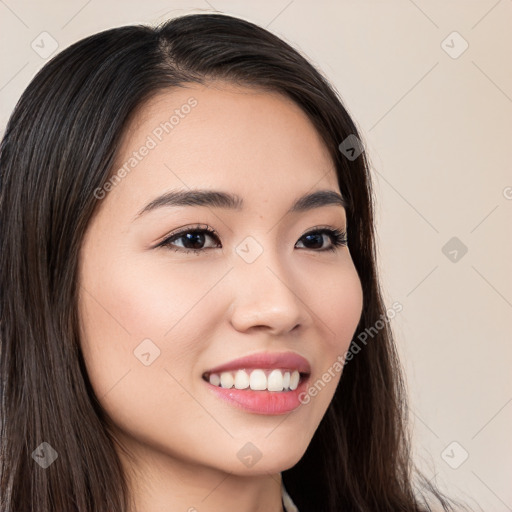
[157,225,347,255]
[295,228,348,252]
[158,225,221,254]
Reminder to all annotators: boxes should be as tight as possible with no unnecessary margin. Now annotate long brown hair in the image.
[0,13,470,512]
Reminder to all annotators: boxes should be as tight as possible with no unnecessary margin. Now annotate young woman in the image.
[0,12,470,512]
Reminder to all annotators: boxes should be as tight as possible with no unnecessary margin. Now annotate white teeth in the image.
[234,370,250,389]
[289,370,300,390]
[283,371,290,389]
[207,369,302,392]
[209,373,220,387]
[220,372,234,389]
[249,369,267,390]
[267,369,284,391]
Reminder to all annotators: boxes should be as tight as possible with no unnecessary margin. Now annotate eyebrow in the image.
[133,188,348,222]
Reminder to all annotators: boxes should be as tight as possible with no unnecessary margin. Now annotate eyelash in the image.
[156,224,348,255]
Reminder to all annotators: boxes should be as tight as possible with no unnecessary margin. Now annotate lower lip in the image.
[203,375,310,415]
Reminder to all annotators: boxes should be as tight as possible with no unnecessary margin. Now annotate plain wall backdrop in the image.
[1,1,511,510]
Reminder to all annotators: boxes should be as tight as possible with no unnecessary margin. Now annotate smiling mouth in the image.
[202,368,310,392]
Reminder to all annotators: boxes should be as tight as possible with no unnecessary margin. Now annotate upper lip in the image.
[203,351,311,376]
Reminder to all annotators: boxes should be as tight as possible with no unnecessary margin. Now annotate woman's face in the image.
[78,81,363,480]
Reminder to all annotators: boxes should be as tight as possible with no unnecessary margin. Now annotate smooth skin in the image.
[78,81,363,512]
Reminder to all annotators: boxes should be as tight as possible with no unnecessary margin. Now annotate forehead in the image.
[105,81,339,214]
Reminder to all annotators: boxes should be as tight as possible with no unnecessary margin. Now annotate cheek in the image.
[332,269,363,345]
[300,261,362,401]
[77,256,215,452]
[281,263,361,430]
[81,251,225,342]
[303,258,363,350]
[77,253,232,390]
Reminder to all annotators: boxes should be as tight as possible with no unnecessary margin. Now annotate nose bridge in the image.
[229,234,307,332]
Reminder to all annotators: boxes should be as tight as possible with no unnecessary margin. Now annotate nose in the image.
[228,248,311,335]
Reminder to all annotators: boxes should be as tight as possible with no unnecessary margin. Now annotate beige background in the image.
[1,1,511,510]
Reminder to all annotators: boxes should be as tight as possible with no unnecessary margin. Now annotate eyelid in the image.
[302,224,346,235]
[155,223,348,252]
[299,225,348,251]
[154,223,219,247]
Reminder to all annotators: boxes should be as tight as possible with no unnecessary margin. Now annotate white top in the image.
[281,481,299,512]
